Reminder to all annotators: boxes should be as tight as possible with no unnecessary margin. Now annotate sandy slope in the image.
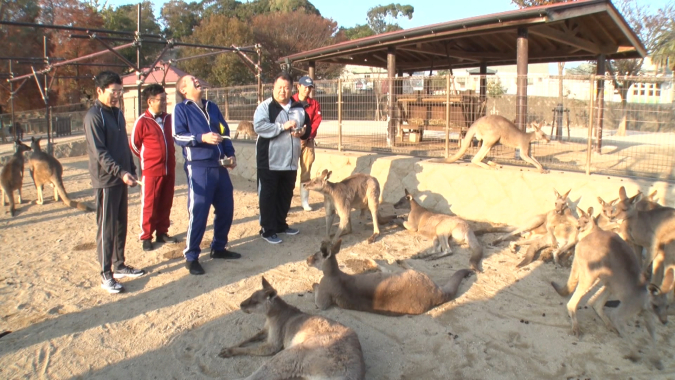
[0,155,673,380]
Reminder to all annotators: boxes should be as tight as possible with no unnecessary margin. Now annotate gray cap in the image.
[298,76,314,87]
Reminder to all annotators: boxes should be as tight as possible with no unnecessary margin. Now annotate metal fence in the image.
[214,74,674,181]
[0,103,89,142]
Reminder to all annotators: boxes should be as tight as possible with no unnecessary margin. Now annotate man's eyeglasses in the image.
[106,88,124,95]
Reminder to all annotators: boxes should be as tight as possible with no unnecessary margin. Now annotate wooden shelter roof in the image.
[279,0,646,72]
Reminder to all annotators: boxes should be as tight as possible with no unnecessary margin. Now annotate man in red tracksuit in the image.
[291,76,322,211]
[130,84,177,251]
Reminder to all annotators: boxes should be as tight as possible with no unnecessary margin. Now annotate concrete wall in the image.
[220,142,675,226]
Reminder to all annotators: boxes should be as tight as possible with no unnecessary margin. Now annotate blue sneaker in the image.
[261,233,282,244]
[282,227,300,235]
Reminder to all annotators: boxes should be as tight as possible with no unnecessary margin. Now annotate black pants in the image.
[257,168,297,237]
[96,185,128,277]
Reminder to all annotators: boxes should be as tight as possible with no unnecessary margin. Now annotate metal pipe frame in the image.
[0,20,161,39]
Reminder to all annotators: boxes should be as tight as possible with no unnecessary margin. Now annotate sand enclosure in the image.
[0,155,674,379]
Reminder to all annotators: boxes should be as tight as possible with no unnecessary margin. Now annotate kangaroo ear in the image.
[631,192,643,205]
[261,276,274,291]
[587,206,594,215]
[554,189,561,198]
[619,186,628,200]
[326,171,332,180]
[649,190,658,201]
[321,169,328,178]
[577,206,585,216]
[610,198,619,206]
[404,188,410,195]
[562,189,571,199]
[597,197,606,206]
[663,268,675,293]
[31,136,35,142]
[331,239,342,255]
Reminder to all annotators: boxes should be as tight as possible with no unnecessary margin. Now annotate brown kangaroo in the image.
[597,190,662,232]
[233,120,257,140]
[393,189,483,272]
[437,115,550,173]
[303,169,381,244]
[28,137,92,212]
[307,239,473,316]
[218,277,366,380]
[552,207,666,369]
[1,140,31,216]
[646,218,675,323]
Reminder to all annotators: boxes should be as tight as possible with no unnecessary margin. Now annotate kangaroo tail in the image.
[473,225,515,236]
[55,178,93,212]
[442,269,473,301]
[440,125,478,163]
[376,212,396,225]
[551,260,579,296]
[492,214,547,244]
[466,230,484,272]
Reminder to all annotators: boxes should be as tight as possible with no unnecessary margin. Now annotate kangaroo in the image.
[28,137,92,212]
[598,190,662,232]
[611,186,675,269]
[552,207,666,369]
[233,120,257,140]
[510,189,578,267]
[646,218,675,322]
[303,169,381,244]
[1,140,31,216]
[218,277,366,380]
[307,239,473,315]
[393,189,483,272]
[436,115,550,173]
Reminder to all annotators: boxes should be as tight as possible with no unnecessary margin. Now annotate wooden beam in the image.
[399,46,506,60]
[530,25,602,54]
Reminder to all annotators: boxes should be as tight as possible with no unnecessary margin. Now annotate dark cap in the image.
[298,76,314,87]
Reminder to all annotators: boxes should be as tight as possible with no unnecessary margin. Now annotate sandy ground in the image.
[0,155,674,380]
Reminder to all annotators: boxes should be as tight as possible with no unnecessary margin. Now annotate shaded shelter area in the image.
[279,0,646,146]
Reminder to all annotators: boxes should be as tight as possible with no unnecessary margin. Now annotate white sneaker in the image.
[101,278,124,294]
[300,188,313,211]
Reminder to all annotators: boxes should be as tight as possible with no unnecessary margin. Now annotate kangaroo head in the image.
[597,196,619,219]
[303,169,331,192]
[14,140,30,154]
[393,189,413,210]
[531,122,550,143]
[306,239,342,270]
[576,206,596,233]
[635,190,661,212]
[648,267,674,325]
[30,136,42,150]
[239,277,278,315]
[612,186,642,222]
[553,189,571,214]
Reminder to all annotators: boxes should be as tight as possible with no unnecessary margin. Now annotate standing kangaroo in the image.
[393,189,483,272]
[28,137,92,212]
[1,140,31,216]
[218,277,366,380]
[437,115,550,173]
[307,239,473,315]
[303,169,381,244]
[611,186,675,269]
[233,120,257,140]
[552,207,666,369]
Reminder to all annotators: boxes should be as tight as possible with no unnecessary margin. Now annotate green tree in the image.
[160,0,202,39]
[366,3,413,34]
[340,24,375,40]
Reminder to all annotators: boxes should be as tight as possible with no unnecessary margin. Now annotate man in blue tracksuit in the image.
[173,75,241,275]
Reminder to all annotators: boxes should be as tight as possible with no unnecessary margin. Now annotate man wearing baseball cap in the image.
[291,75,322,211]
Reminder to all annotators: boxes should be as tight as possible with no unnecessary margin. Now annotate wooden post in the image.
[387,46,396,147]
[479,63,487,101]
[445,74,451,158]
[224,90,230,120]
[594,55,606,153]
[585,75,595,175]
[308,60,316,99]
[338,78,343,151]
[516,27,528,131]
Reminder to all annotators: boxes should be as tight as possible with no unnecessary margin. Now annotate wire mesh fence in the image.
[0,103,89,142]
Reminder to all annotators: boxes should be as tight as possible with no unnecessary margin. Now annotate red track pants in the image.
[139,174,175,240]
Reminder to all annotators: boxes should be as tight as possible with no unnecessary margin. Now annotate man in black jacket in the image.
[85,71,146,294]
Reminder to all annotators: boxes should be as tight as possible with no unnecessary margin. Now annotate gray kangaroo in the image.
[552,207,666,369]
[1,140,31,216]
[233,120,257,140]
[393,189,483,272]
[646,218,675,322]
[28,137,92,212]
[307,239,473,315]
[218,277,366,380]
[509,189,578,267]
[611,186,675,269]
[437,115,550,173]
[303,169,381,244]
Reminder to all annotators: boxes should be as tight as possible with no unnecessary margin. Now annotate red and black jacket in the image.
[130,110,176,176]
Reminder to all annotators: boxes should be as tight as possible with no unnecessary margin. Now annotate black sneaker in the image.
[210,248,242,259]
[156,233,178,243]
[113,265,146,279]
[142,239,153,251]
[186,260,205,275]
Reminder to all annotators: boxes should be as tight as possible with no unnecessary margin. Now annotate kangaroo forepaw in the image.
[367,233,379,244]
[509,242,518,253]
[218,347,237,358]
[426,251,453,261]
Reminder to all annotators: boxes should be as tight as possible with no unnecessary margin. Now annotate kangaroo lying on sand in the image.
[611,186,675,269]
[509,189,578,267]
[28,137,92,212]
[233,120,257,140]
[218,277,366,380]
[304,169,381,244]
[552,207,666,369]
[1,140,31,216]
[436,115,550,173]
[393,189,483,272]
[307,239,473,315]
